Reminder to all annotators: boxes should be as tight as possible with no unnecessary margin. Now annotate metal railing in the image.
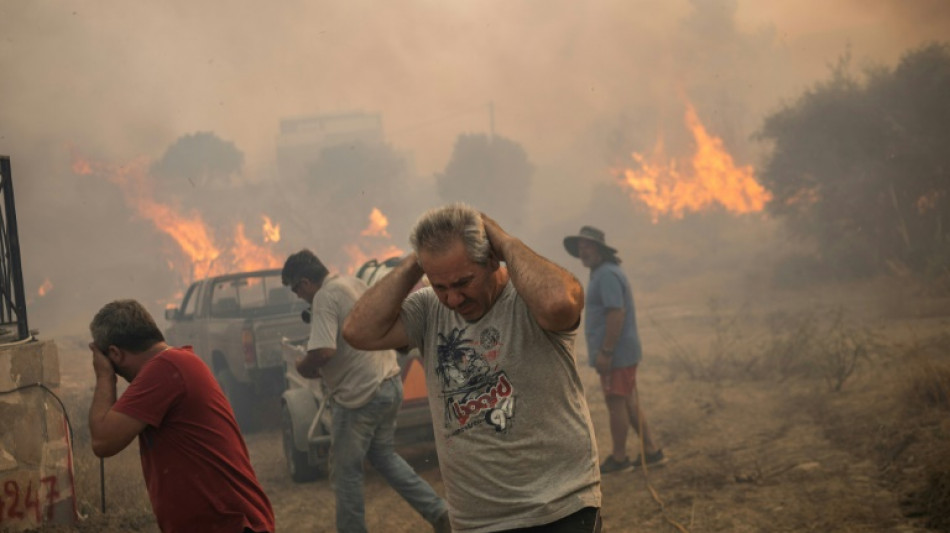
[0,156,30,341]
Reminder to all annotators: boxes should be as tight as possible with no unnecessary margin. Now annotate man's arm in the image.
[482,214,584,332]
[343,254,422,350]
[595,308,625,374]
[88,345,147,458]
[297,348,334,379]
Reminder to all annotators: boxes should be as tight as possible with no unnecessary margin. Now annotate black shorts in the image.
[498,507,602,533]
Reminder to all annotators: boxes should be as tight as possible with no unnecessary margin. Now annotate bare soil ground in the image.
[39,275,950,533]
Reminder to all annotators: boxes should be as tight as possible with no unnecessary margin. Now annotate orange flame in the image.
[162,289,186,313]
[361,207,391,238]
[231,223,284,273]
[262,215,281,243]
[70,148,281,283]
[614,102,771,222]
[71,158,93,176]
[37,278,53,297]
[143,201,222,279]
[917,191,943,214]
[343,243,405,275]
[343,208,403,273]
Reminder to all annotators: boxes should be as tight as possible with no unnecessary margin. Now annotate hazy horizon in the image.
[2,0,948,338]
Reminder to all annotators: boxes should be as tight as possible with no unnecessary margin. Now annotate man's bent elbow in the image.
[539,298,583,332]
[342,318,369,349]
[91,438,123,458]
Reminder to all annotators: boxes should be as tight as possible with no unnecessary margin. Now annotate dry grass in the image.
[798,327,950,531]
[902,333,950,410]
[657,300,879,392]
[646,275,950,530]
[895,334,950,530]
[877,274,950,319]
[653,297,758,383]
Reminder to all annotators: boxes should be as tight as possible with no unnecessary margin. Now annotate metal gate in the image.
[0,156,30,341]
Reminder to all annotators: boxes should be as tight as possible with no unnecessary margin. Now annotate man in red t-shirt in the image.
[88,299,275,533]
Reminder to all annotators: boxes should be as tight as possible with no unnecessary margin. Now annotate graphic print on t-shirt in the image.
[436,325,515,435]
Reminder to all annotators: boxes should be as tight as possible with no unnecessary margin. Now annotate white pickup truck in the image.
[164,268,311,431]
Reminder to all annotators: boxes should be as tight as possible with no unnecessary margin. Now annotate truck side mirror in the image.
[165,308,181,321]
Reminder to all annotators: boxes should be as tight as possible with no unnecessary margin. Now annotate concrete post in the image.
[0,339,76,530]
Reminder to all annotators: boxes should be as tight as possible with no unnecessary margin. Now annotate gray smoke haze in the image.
[1,0,948,337]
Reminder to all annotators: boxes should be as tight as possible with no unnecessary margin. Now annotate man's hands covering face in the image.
[89,343,116,380]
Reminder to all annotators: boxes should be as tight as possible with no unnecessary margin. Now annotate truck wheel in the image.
[216,368,257,433]
[282,404,321,482]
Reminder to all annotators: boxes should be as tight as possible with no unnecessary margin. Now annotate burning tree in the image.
[613,101,771,223]
[71,151,284,290]
[150,131,244,188]
[298,141,414,271]
[756,43,950,280]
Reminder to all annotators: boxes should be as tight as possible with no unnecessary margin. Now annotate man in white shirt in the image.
[282,249,449,533]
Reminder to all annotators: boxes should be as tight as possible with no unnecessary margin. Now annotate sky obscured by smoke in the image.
[2,0,948,337]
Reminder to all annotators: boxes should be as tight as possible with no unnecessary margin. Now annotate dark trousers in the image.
[499,507,602,533]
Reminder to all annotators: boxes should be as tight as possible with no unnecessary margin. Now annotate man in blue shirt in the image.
[565,226,664,474]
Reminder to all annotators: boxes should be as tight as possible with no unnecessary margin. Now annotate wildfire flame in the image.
[361,207,391,238]
[37,278,53,297]
[71,148,282,283]
[343,243,405,274]
[614,102,771,222]
[231,223,284,273]
[262,215,281,243]
[917,191,942,214]
[345,208,403,273]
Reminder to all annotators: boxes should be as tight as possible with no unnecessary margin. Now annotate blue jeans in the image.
[330,376,447,533]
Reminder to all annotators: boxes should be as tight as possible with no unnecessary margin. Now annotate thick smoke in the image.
[1,0,948,337]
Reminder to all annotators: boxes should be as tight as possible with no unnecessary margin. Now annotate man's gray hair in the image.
[410,203,491,264]
[90,299,165,353]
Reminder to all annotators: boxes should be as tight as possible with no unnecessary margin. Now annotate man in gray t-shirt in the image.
[344,204,602,533]
[283,249,449,533]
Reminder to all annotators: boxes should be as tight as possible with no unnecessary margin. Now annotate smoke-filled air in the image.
[3,0,950,530]
[0,0,943,336]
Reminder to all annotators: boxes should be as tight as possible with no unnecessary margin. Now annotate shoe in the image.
[631,449,666,470]
[433,510,452,533]
[599,455,632,474]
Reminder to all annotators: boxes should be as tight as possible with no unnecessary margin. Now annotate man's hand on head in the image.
[480,212,513,262]
[88,343,145,458]
[89,343,116,381]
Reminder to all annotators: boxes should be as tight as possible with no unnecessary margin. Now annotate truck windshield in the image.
[210,273,302,318]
